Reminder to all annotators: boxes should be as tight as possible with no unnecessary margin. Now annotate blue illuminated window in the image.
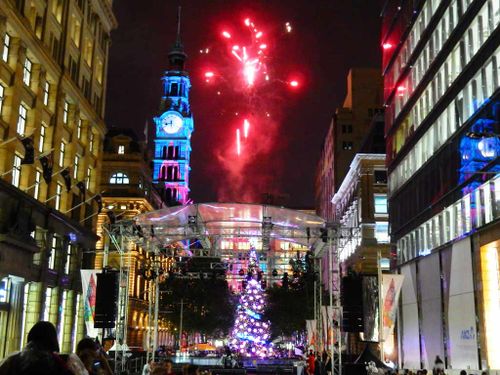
[374,194,388,214]
[375,222,389,243]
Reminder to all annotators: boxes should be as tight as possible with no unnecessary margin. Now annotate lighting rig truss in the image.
[103,217,359,375]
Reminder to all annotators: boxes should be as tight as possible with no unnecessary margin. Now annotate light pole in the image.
[377,248,384,362]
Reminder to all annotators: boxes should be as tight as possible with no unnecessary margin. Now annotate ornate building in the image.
[0,0,116,359]
[152,19,194,206]
[95,128,175,350]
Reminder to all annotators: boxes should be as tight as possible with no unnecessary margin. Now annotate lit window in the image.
[43,81,50,106]
[58,290,67,344]
[23,58,32,86]
[118,145,125,154]
[64,245,71,274]
[49,237,57,270]
[0,84,4,115]
[86,167,92,190]
[375,222,389,243]
[34,170,41,199]
[12,154,22,187]
[89,132,94,153]
[17,105,28,135]
[42,287,52,321]
[109,172,129,184]
[374,194,388,214]
[55,183,62,210]
[76,118,82,139]
[20,283,30,348]
[0,277,9,303]
[59,142,65,167]
[63,101,69,124]
[73,155,80,179]
[2,33,10,62]
[39,124,46,152]
[72,294,80,352]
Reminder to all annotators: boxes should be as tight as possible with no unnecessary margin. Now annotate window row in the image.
[385,0,474,99]
[389,48,500,193]
[9,101,97,153]
[397,174,500,263]
[10,155,94,202]
[21,283,82,354]
[1,29,105,112]
[392,0,499,120]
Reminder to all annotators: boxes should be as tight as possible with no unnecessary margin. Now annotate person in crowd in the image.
[433,355,445,375]
[142,359,154,375]
[314,351,322,375]
[74,337,112,375]
[0,321,72,375]
[307,350,315,375]
[322,351,332,375]
[165,359,175,375]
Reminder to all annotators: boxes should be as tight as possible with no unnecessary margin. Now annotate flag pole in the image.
[0,128,38,148]
[64,191,104,214]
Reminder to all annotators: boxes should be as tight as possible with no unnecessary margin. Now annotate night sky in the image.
[105,1,382,208]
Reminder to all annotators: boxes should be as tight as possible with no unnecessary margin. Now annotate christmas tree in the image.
[230,247,273,358]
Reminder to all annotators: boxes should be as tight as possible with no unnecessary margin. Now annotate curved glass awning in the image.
[130,203,326,248]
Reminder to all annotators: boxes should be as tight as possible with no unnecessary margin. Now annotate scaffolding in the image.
[100,203,346,375]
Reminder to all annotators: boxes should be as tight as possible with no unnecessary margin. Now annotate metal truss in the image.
[102,217,354,375]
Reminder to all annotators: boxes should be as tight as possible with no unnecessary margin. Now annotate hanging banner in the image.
[306,320,317,348]
[81,269,101,338]
[322,305,340,347]
[382,274,404,340]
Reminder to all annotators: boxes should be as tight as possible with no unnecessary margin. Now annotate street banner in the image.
[81,269,101,338]
[382,274,404,340]
[321,306,336,346]
[306,319,317,348]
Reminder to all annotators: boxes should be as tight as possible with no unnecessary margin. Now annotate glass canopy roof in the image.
[132,203,326,248]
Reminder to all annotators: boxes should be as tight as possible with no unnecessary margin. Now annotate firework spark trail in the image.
[201,16,300,202]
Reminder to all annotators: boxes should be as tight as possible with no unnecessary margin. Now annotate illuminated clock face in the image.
[161,114,183,134]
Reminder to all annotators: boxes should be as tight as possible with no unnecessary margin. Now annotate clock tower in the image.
[152,7,193,205]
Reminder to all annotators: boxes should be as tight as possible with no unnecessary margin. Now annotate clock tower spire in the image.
[152,6,194,206]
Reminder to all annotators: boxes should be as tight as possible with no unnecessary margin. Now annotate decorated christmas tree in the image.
[231,247,273,358]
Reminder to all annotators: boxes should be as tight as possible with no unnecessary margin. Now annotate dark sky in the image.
[105,0,382,208]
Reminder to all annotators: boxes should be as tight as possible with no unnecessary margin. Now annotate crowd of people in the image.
[305,350,333,375]
[0,321,113,375]
[142,360,206,375]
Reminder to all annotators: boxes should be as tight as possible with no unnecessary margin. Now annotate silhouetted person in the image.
[0,321,72,375]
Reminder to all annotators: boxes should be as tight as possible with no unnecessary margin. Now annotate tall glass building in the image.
[382,0,499,371]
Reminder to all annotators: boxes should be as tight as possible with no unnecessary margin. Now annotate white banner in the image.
[382,274,404,340]
[306,319,317,348]
[81,269,101,338]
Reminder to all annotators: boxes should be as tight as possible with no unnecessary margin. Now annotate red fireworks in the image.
[202,16,301,157]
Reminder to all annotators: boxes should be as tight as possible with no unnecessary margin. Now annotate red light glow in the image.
[205,71,215,78]
[243,119,250,138]
[236,129,241,155]
[290,80,299,87]
[383,43,393,50]
[222,31,231,39]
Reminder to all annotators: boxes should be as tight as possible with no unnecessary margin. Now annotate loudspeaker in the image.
[94,271,119,328]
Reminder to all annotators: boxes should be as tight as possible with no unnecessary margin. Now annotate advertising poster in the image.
[80,269,101,338]
[382,274,404,341]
